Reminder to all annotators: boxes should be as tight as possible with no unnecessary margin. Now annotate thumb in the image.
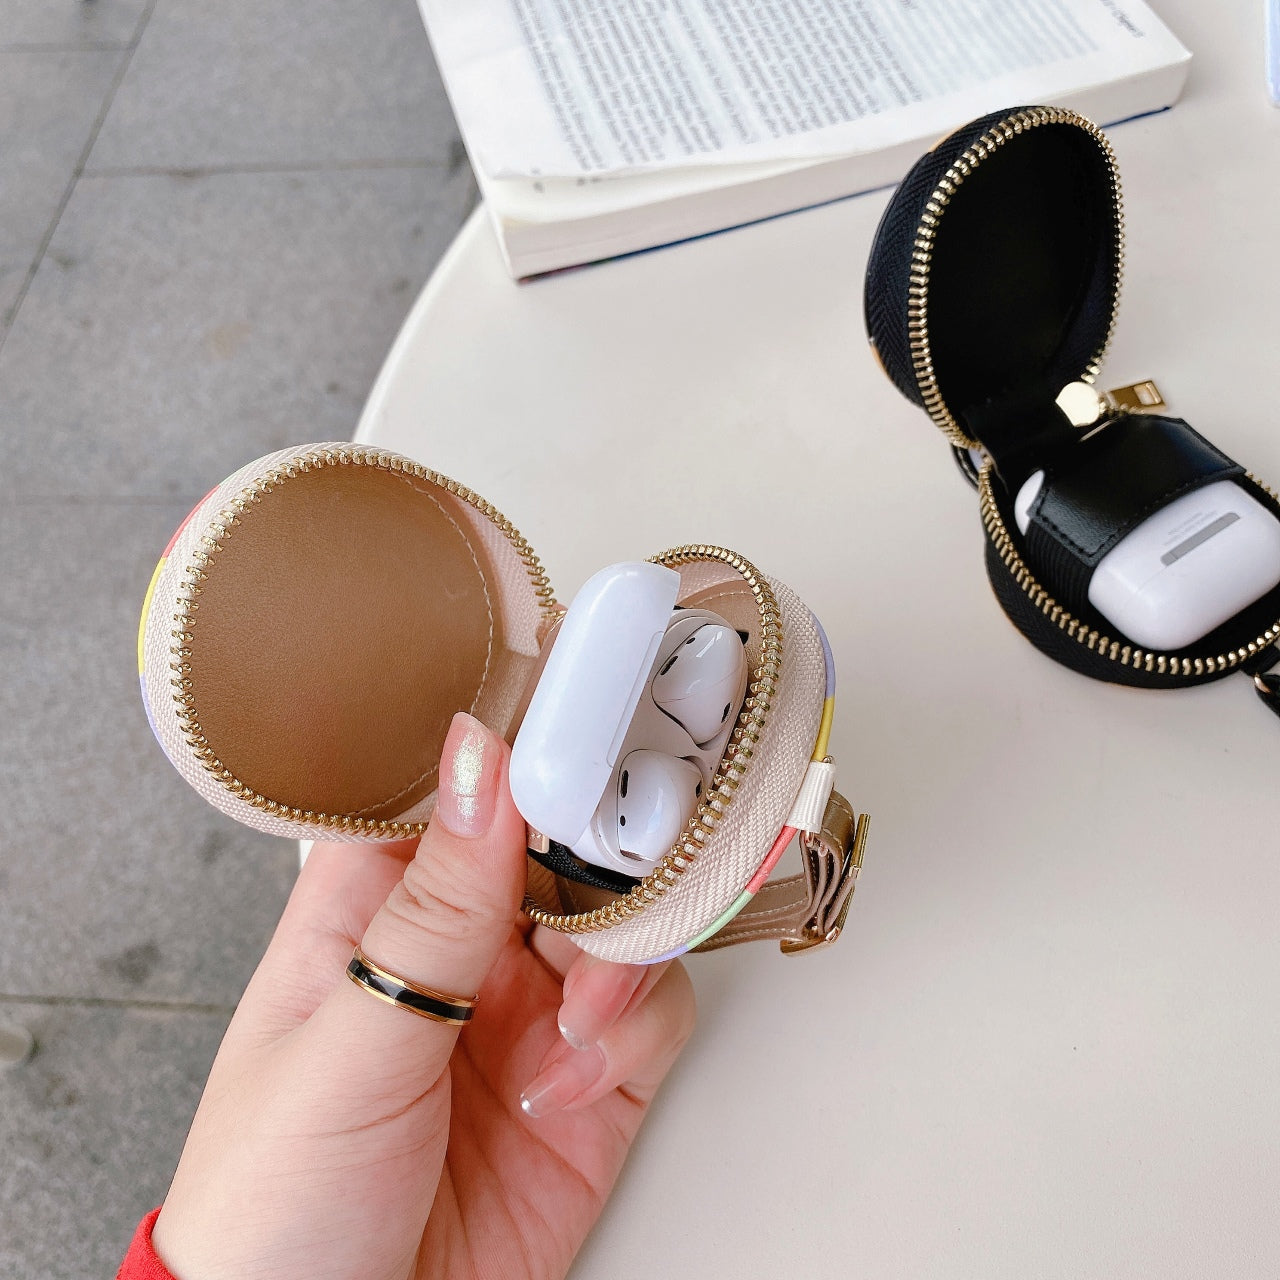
[301,711,528,1098]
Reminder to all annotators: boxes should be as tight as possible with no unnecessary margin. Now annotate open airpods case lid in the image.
[140,443,861,963]
[864,104,1120,485]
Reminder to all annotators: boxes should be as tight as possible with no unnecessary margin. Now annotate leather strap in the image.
[1022,414,1241,612]
[694,789,868,955]
[525,790,869,954]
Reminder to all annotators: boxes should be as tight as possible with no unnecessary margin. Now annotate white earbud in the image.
[509,564,749,880]
[652,621,749,746]
[611,750,703,862]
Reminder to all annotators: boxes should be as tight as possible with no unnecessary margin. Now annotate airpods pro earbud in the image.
[611,750,703,863]
[652,620,750,746]
[509,562,749,882]
[568,604,747,876]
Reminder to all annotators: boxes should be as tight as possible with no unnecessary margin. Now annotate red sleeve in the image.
[116,1208,177,1280]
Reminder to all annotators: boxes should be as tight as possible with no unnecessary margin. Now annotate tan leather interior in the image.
[188,462,512,820]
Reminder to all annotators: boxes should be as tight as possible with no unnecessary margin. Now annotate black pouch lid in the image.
[864,106,1121,487]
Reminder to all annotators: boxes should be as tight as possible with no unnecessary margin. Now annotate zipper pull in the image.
[1253,672,1280,721]
[1243,645,1280,719]
[1056,379,1166,428]
[1103,380,1166,415]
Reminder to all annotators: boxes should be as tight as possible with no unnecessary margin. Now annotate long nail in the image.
[558,959,648,1050]
[435,712,500,838]
[520,1041,606,1119]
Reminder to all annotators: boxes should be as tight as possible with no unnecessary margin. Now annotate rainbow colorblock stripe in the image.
[137,488,218,735]
[647,613,837,963]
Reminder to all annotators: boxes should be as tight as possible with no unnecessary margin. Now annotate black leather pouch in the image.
[1021,414,1242,616]
[863,105,1280,705]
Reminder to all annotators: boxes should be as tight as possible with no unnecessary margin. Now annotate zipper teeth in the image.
[168,445,557,839]
[980,463,1280,677]
[910,110,1280,678]
[524,545,783,936]
[908,106,1124,449]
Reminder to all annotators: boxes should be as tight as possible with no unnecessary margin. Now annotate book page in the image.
[421,0,1188,179]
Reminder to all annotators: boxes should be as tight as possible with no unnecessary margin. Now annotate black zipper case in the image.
[864,105,1280,712]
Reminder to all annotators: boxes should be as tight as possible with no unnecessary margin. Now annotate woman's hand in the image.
[151,713,696,1280]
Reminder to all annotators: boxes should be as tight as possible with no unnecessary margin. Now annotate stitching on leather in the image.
[708,922,796,944]
[750,872,806,898]
[736,894,808,925]
[352,473,496,817]
[689,587,746,607]
[353,766,440,817]
[417,485,496,710]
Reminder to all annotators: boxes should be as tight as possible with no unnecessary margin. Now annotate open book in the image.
[417,0,1190,280]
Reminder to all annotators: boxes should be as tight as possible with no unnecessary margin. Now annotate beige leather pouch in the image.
[140,444,867,964]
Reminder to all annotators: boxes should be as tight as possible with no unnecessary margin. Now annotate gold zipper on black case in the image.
[978,462,1280,678]
[906,107,1280,678]
[907,106,1124,451]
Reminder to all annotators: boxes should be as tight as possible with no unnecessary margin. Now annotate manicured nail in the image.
[520,1041,606,1119]
[558,959,647,1050]
[435,712,500,838]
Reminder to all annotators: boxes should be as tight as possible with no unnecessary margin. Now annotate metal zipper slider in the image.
[1102,380,1166,414]
[1253,671,1280,721]
[1245,642,1280,719]
[1056,379,1166,428]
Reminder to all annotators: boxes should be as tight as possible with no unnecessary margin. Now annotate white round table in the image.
[356,4,1280,1272]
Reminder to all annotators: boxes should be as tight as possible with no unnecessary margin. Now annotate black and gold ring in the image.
[345,947,477,1025]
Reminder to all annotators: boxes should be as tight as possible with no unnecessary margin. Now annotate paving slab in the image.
[0,49,125,331]
[0,7,475,1273]
[0,998,227,1280]
[0,499,300,1005]
[1,0,148,49]
[88,0,459,171]
[0,163,476,501]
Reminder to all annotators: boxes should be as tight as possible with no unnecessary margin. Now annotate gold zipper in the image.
[979,461,1280,677]
[1055,379,1165,428]
[525,545,783,935]
[908,109,1280,675]
[907,106,1124,450]
[168,445,556,839]
[171,451,779,929]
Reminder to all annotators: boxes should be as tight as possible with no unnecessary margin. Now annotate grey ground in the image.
[0,3,475,1274]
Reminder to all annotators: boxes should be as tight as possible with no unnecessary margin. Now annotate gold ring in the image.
[345,947,478,1025]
